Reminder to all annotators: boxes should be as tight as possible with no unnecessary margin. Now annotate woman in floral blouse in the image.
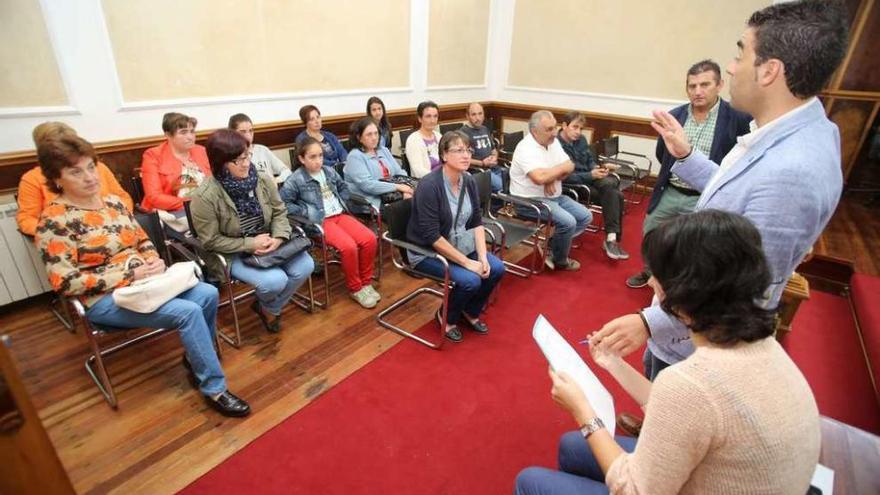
[35,132,249,417]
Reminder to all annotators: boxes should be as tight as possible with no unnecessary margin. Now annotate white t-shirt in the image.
[251,144,292,181]
[510,132,570,198]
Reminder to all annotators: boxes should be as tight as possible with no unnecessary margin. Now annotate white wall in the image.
[0,0,495,153]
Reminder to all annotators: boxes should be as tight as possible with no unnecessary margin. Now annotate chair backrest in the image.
[333,161,346,179]
[399,129,415,153]
[502,131,524,154]
[340,137,353,152]
[473,169,493,214]
[132,210,170,263]
[130,173,145,207]
[183,201,199,239]
[439,122,460,135]
[288,143,303,171]
[382,198,412,244]
[602,136,619,158]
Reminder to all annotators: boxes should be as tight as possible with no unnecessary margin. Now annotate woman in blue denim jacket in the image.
[343,117,412,212]
[280,137,380,308]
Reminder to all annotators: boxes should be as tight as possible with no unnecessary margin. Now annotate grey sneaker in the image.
[604,240,630,260]
[350,287,377,309]
[556,258,581,271]
[363,285,381,302]
[626,270,651,288]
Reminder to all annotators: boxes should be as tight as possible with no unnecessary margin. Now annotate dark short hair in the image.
[295,136,322,169]
[228,113,252,130]
[438,130,470,163]
[747,0,848,98]
[37,134,98,194]
[561,111,586,126]
[205,129,248,177]
[366,96,392,135]
[416,100,439,118]
[349,116,379,151]
[686,59,722,83]
[642,209,775,345]
[299,105,320,125]
[162,112,197,135]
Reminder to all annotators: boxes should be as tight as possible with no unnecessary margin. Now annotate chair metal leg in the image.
[50,296,76,332]
[218,278,243,348]
[376,286,449,349]
[84,329,117,409]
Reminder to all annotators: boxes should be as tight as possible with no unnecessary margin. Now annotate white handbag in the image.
[112,256,200,313]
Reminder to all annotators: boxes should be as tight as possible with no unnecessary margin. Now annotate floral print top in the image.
[35,195,158,307]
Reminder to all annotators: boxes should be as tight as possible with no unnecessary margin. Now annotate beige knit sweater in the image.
[606,337,820,494]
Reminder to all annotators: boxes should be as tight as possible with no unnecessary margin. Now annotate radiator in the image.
[0,201,53,306]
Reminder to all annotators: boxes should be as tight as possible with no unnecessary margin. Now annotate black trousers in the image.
[564,173,625,236]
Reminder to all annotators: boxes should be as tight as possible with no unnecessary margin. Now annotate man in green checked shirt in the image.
[625,60,752,289]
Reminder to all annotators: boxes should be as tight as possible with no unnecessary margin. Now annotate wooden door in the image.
[0,334,75,495]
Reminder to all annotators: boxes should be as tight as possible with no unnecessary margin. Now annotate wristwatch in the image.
[579,417,605,439]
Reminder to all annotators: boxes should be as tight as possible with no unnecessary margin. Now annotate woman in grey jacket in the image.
[280,137,380,308]
[190,130,314,333]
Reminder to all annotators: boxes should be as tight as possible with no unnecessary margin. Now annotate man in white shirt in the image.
[510,111,592,271]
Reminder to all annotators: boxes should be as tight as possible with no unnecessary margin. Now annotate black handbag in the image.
[379,175,419,204]
[241,234,312,268]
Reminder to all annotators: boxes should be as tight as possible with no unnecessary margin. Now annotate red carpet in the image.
[181,201,880,494]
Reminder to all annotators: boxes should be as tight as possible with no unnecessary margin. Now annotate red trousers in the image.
[323,214,377,292]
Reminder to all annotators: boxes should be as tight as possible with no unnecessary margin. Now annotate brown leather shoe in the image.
[617,412,643,437]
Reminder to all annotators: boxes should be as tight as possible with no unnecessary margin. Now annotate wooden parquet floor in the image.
[1,256,454,494]
[814,192,880,277]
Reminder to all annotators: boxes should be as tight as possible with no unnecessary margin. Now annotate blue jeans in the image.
[515,432,638,495]
[490,167,504,192]
[229,251,314,316]
[414,252,505,325]
[86,282,226,396]
[538,195,592,265]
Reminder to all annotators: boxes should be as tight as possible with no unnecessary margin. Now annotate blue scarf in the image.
[218,163,263,218]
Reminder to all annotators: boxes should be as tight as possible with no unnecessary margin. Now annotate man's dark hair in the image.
[642,209,776,346]
[228,113,252,130]
[561,110,586,126]
[748,0,848,98]
[686,59,722,83]
[349,116,379,152]
[205,129,248,177]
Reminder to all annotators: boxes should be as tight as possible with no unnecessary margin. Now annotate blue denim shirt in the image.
[279,165,350,223]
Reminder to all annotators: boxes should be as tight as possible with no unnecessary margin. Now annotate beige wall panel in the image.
[0,0,67,107]
[427,0,490,86]
[509,0,769,100]
[103,0,410,102]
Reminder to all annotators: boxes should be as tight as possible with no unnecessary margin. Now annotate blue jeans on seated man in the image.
[86,282,226,397]
[414,251,505,325]
[229,251,315,316]
[535,195,592,265]
[515,431,638,495]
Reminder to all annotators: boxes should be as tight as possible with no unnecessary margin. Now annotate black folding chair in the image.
[375,199,454,350]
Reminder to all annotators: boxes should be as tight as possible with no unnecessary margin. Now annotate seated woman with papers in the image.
[516,209,821,494]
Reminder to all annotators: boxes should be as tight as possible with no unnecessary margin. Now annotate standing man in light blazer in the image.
[592,0,849,380]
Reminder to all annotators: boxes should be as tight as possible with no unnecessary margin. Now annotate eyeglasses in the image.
[232,151,253,165]
[447,147,474,155]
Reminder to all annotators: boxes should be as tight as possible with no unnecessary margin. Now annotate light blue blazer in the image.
[644,98,842,364]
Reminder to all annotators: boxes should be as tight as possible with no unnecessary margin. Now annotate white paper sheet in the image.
[810,463,834,494]
[532,315,616,434]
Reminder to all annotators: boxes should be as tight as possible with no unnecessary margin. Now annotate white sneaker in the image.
[350,288,377,309]
[363,285,381,302]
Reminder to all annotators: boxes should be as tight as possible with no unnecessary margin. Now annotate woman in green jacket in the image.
[190,130,314,333]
